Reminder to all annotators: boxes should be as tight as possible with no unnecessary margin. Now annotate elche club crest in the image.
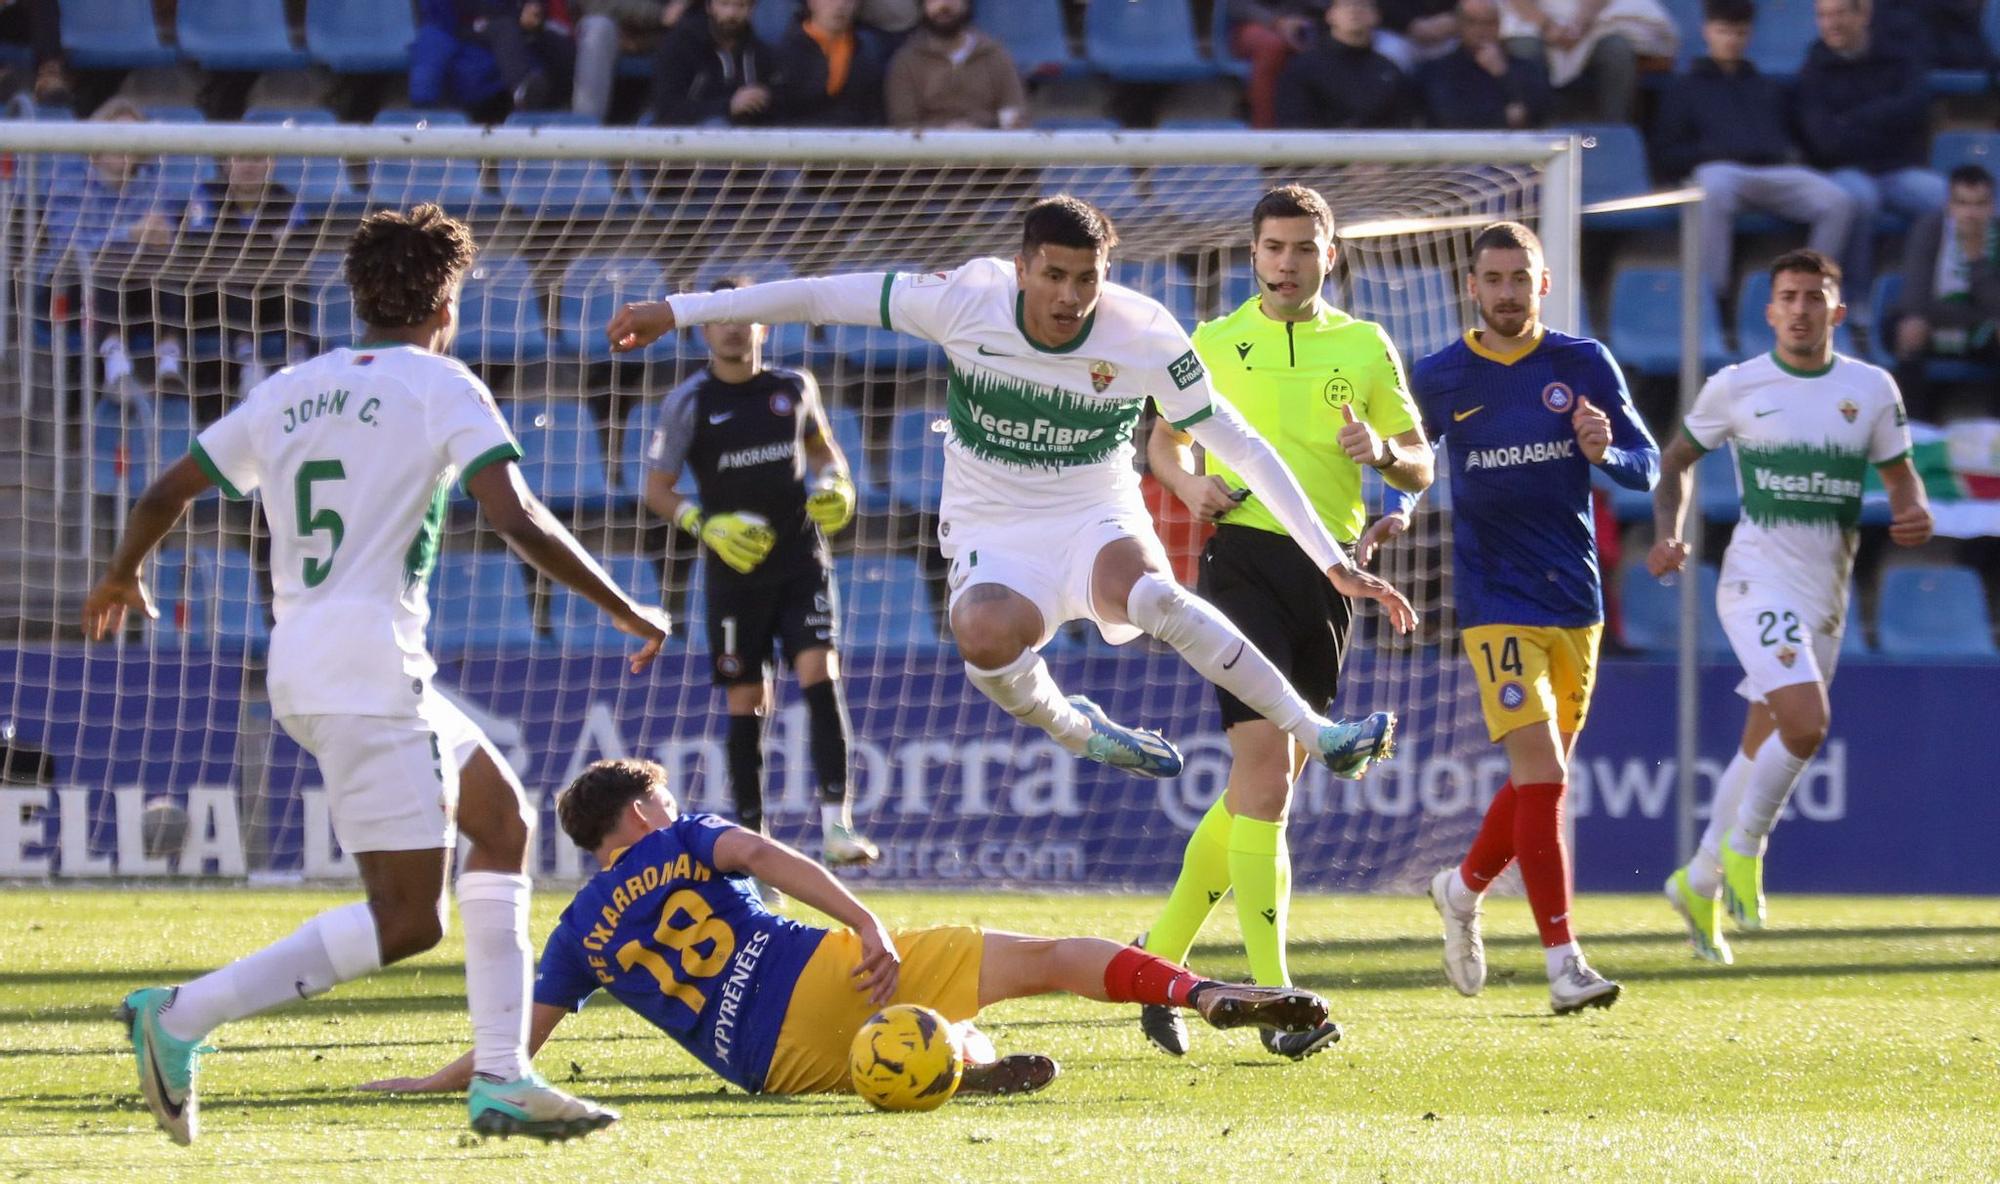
[1776,644,1799,669]
[1838,399,1858,423]
[1090,360,1118,393]
[1542,381,1574,413]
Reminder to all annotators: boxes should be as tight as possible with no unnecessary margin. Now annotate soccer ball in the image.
[140,798,189,860]
[848,1004,964,1112]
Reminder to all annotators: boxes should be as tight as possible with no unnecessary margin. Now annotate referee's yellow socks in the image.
[1229,814,1291,987]
[1146,794,1234,964]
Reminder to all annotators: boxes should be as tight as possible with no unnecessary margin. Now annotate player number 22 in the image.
[1478,637,1525,682]
[295,458,346,588]
[1757,610,1802,647]
[615,888,737,1013]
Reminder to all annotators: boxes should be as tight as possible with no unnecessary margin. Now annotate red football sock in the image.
[1102,947,1204,1007]
[1459,779,1517,892]
[1513,781,1574,946]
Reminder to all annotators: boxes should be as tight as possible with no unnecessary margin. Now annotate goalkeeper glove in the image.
[674,502,776,574]
[805,467,857,534]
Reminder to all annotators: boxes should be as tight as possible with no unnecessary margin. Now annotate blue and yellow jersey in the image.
[1407,328,1658,629]
[532,815,829,1092]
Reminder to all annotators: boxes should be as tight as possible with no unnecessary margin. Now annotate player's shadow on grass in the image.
[1207,924,2000,962]
[1286,955,2000,993]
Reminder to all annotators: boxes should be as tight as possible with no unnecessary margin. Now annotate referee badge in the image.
[1541,382,1574,413]
[1090,360,1118,393]
[1322,375,1354,407]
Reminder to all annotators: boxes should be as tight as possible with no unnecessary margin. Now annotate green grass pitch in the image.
[3,889,1996,1182]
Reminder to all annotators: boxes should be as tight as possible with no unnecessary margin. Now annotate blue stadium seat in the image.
[243,108,360,209]
[509,399,611,510]
[1694,443,1741,524]
[1931,130,2000,175]
[453,255,549,365]
[1349,267,1464,364]
[1570,124,1675,231]
[1157,117,1251,132]
[886,408,948,513]
[1208,0,1252,79]
[618,399,700,501]
[1744,0,1815,75]
[429,552,540,653]
[1875,565,1998,657]
[555,256,669,364]
[840,555,948,654]
[178,0,311,72]
[752,0,796,48]
[983,0,1087,78]
[499,155,618,216]
[59,0,177,69]
[1112,259,1200,328]
[825,405,892,515]
[210,546,269,643]
[1039,164,1145,223]
[1085,0,1217,83]
[1033,116,1121,131]
[1609,267,1728,378]
[1734,271,1860,359]
[368,110,486,212]
[300,252,360,347]
[1619,562,1730,655]
[549,554,664,651]
[306,0,416,73]
[1147,163,1266,226]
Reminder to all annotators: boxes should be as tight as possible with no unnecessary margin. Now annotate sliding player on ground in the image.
[641,277,879,893]
[608,197,1415,789]
[360,758,1334,1099]
[1653,249,1931,963]
[1138,185,1433,1060]
[1408,221,1659,1014]
[84,205,669,1144]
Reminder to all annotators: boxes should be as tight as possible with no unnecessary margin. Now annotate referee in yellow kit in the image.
[1137,184,1434,1060]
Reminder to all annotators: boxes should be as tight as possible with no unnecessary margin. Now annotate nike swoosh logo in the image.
[1753,408,1780,418]
[144,1028,188,1119]
[707,412,732,424]
[1453,406,1485,422]
[1221,642,1244,670]
[975,345,1015,357]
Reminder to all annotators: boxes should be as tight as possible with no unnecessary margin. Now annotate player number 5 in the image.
[295,459,346,588]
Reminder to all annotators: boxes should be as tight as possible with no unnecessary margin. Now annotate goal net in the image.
[0,123,1577,891]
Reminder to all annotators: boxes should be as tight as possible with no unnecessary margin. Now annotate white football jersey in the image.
[1682,351,1911,627]
[191,344,520,717]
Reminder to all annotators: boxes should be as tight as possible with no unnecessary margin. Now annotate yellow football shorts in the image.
[1460,623,1603,742]
[762,925,984,1095]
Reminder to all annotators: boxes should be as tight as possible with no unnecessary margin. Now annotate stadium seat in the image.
[1694,443,1741,524]
[368,110,487,212]
[839,555,949,654]
[1570,124,1675,232]
[1349,267,1465,363]
[1085,0,1217,83]
[1609,267,1728,378]
[980,0,1087,79]
[300,252,360,348]
[548,553,664,651]
[509,398,611,510]
[617,399,701,502]
[1157,118,1251,132]
[58,0,177,69]
[886,407,948,513]
[1038,164,1145,224]
[825,405,892,515]
[1744,0,1815,75]
[1033,116,1121,131]
[429,551,540,653]
[555,256,669,365]
[1875,565,1998,658]
[751,0,796,47]
[1112,259,1201,329]
[243,108,361,209]
[1931,130,2000,176]
[453,255,550,365]
[177,0,311,72]
[1734,271,1860,358]
[499,155,618,216]
[1207,0,1252,79]
[306,0,416,73]
[210,545,270,643]
[1147,163,1267,227]
[1618,562,1730,655]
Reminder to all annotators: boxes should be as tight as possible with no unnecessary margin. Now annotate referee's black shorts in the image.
[1197,523,1352,729]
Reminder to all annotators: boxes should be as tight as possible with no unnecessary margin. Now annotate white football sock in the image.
[1729,740,1810,857]
[1125,573,1322,746]
[457,871,532,1082]
[1690,749,1754,896]
[820,801,850,832]
[1448,869,1483,913]
[1545,940,1583,981]
[964,650,1092,753]
[160,901,381,1042]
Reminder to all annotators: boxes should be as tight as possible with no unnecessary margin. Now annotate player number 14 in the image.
[1478,636,1525,682]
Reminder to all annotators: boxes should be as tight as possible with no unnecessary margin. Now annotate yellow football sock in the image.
[1144,794,1234,964]
[1229,814,1291,987]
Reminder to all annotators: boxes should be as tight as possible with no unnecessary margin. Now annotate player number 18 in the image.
[614,888,737,1013]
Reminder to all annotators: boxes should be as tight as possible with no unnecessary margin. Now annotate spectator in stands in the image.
[1796,0,1946,332]
[0,0,68,107]
[42,99,186,400]
[1892,164,2000,421]
[1497,0,1677,124]
[412,1,578,124]
[180,155,308,416]
[650,0,777,125]
[574,0,688,122]
[1379,0,1461,67]
[1419,0,1550,129]
[1276,0,1416,129]
[883,0,1027,129]
[1654,0,1857,313]
[1221,1,1327,130]
[772,0,890,126]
